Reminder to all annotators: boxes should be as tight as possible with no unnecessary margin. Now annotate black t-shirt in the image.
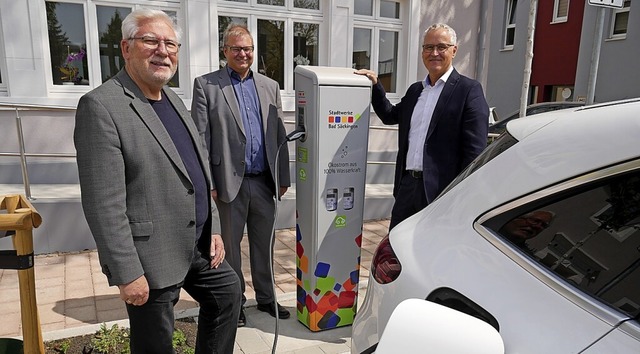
[150,92,209,239]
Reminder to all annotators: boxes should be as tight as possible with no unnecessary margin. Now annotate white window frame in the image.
[43,0,183,96]
[609,0,631,39]
[216,1,324,97]
[353,0,405,96]
[504,0,517,49]
[552,0,569,24]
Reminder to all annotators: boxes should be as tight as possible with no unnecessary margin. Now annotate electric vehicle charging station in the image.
[293,66,371,331]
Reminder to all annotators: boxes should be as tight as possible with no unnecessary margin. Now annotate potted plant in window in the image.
[59,48,85,85]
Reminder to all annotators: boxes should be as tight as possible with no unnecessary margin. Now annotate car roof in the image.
[506,98,640,141]
[433,98,640,227]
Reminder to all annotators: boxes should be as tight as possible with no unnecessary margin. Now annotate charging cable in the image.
[269,128,306,354]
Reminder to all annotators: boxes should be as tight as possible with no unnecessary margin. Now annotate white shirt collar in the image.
[423,65,454,88]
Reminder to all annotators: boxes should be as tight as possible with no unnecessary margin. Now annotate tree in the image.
[46,2,69,82]
[100,10,125,82]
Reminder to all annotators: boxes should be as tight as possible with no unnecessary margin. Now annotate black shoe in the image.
[238,308,246,327]
[257,302,290,319]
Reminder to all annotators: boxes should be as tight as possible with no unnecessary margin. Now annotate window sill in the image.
[605,35,626,42]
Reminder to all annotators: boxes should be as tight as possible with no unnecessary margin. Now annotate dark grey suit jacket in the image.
[191,67,290,203]
[74,69,220,289]
[372,68,489,203]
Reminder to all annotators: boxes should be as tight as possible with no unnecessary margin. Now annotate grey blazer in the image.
[191,67,290,203]
[74,69,220,289]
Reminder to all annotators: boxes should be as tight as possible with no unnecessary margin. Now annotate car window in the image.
[484,168,640,318]
[437,133,518,199]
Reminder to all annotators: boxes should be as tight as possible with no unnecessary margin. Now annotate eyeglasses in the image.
[129,36,181,54]
[422,43,455,53]
[225,46,254,54]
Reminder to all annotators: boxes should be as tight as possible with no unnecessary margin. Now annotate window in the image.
[293,22,319,70]
[217,0,321,93]
[378,30,398,93]
[353,28,372,71]
[355,0,373,16]
[353,0,403,93]
[440,133,518,197]
[504,0,518,48]
[552,0,569,23]
[45,1,181,89]
[610,0,631,38]
[46,2,89,86]
[485,167,640,318]
[97,6,131,83]
[257,19,285,87]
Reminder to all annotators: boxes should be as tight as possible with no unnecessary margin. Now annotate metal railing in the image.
[1,108,398,200]
[1,104,77,200]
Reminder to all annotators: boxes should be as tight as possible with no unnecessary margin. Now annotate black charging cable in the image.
[269,128,305,354]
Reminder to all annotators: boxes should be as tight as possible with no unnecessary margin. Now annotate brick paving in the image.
[0,219,390,353]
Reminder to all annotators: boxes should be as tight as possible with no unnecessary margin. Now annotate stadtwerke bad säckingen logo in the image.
[328,110,361,129]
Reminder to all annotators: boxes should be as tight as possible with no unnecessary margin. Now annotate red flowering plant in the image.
[59,49,85,83]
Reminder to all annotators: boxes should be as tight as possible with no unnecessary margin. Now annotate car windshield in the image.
[436,133,518,199]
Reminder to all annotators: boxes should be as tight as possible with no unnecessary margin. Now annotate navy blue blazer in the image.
[371,68,489,203]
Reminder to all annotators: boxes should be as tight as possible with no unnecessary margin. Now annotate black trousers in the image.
[126,246,241,354]
[389,172,429,230]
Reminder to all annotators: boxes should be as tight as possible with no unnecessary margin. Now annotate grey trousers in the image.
[216,174,277,306]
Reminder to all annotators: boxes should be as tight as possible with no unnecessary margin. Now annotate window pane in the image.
[163,10,180,87]
[506,27,515,46]
[258,0,285,6]
[613,12,629,35]
[508,0,518,24]
[380,1,400,19]
[294,0,319,10]
[294,22,319,68]
[46,2,88,85]
[97,6,130,83]
[257,19,284,88]
[352,28,371,70]
[355,0,373,16]
[486,170,640,318]
[218,16,248,69]
[378,30,398,93]
[556,0,569,18]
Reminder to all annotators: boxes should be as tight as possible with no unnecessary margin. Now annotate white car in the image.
[352,98,640,353]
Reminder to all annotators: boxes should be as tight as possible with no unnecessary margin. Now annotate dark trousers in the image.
[217,174,276,306]
[126,246,241,354]
[389,172,429,230]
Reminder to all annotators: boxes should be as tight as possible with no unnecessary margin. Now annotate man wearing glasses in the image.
[356,23,489,230]
[191,24,291,327]
[500,210,556,247]
[75,8,240,353]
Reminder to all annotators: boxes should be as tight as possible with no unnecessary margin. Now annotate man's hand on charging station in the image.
[354,69,378,85]
[279,186,288,198]
[211,189,218,202]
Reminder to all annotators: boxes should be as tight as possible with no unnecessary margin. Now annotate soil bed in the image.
[45,317,197,354]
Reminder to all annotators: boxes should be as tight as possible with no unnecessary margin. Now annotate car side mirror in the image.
[375,298,505,354]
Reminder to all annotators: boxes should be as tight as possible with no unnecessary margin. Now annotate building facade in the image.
[0,0,487,111]
[485,0,639,116]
